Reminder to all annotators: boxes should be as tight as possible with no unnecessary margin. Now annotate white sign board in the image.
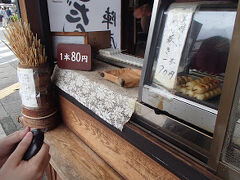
[154,4,197,89]
[47,0,121,49]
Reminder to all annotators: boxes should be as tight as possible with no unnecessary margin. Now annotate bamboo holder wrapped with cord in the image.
[3,20,58,131]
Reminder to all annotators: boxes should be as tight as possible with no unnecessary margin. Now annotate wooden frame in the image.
[52,32,88,45]
[51,32,88,60]
[121,0,135,54]
[51,31,111,59]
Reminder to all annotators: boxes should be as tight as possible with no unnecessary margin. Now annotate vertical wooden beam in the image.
[18,0,53,68]
[18,0,28,23]
[121,0,135,54]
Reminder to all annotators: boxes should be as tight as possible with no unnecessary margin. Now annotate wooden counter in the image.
[45,122,178,179]
[45,125,123,180]
[50,96,179,180]
[45,94,219,180]
[46,61,219,180]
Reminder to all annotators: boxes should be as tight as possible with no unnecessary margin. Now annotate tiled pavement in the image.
[0,26,22,137]
[0,61,22,136]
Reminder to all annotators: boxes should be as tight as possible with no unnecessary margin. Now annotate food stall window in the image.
[138,1,238,163]
[143,2,236,132]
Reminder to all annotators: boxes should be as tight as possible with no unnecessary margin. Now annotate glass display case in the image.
[138,0,238,167]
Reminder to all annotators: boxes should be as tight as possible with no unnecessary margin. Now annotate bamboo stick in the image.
[3,20,48,67]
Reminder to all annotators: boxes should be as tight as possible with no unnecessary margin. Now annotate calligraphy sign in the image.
[153,4,197,89]
[47,0,121,49]
[57,44,91,70]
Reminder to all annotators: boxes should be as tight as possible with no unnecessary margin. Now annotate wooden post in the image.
[18,0,54,68]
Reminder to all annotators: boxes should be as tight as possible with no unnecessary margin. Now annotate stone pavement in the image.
[0,61,22,136]
[0,124,6,139]
[0,25,22,137]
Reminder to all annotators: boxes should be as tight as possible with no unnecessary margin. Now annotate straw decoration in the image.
[3,20,47,67]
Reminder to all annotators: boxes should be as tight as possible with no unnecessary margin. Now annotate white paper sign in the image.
[154,4,197,89]
[47,0,121,49]
[17,68,38,108]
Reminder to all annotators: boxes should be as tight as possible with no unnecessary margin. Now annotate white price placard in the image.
[154,4,197,89]
[17,68,38,108]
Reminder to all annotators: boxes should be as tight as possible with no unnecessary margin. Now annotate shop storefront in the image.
[17,0,240,179]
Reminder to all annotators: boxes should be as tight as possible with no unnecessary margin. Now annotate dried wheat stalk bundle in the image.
[3,20,47,67]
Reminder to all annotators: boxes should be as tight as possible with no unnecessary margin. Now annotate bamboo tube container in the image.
[4,20,58,131]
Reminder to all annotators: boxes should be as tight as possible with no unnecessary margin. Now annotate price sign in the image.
[57,44,91,70]
[153,4,197,89]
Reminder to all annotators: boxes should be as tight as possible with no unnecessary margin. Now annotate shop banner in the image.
[47,0,121,49]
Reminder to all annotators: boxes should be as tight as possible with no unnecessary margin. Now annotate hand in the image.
[0,132,51,180]
[0,127,30,167]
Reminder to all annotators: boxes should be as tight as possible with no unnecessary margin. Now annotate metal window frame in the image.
[209,1,240,171]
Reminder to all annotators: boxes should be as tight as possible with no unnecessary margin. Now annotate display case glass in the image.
[138,1,238,164]
[152,3,236,109]
[140,2,237,134]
